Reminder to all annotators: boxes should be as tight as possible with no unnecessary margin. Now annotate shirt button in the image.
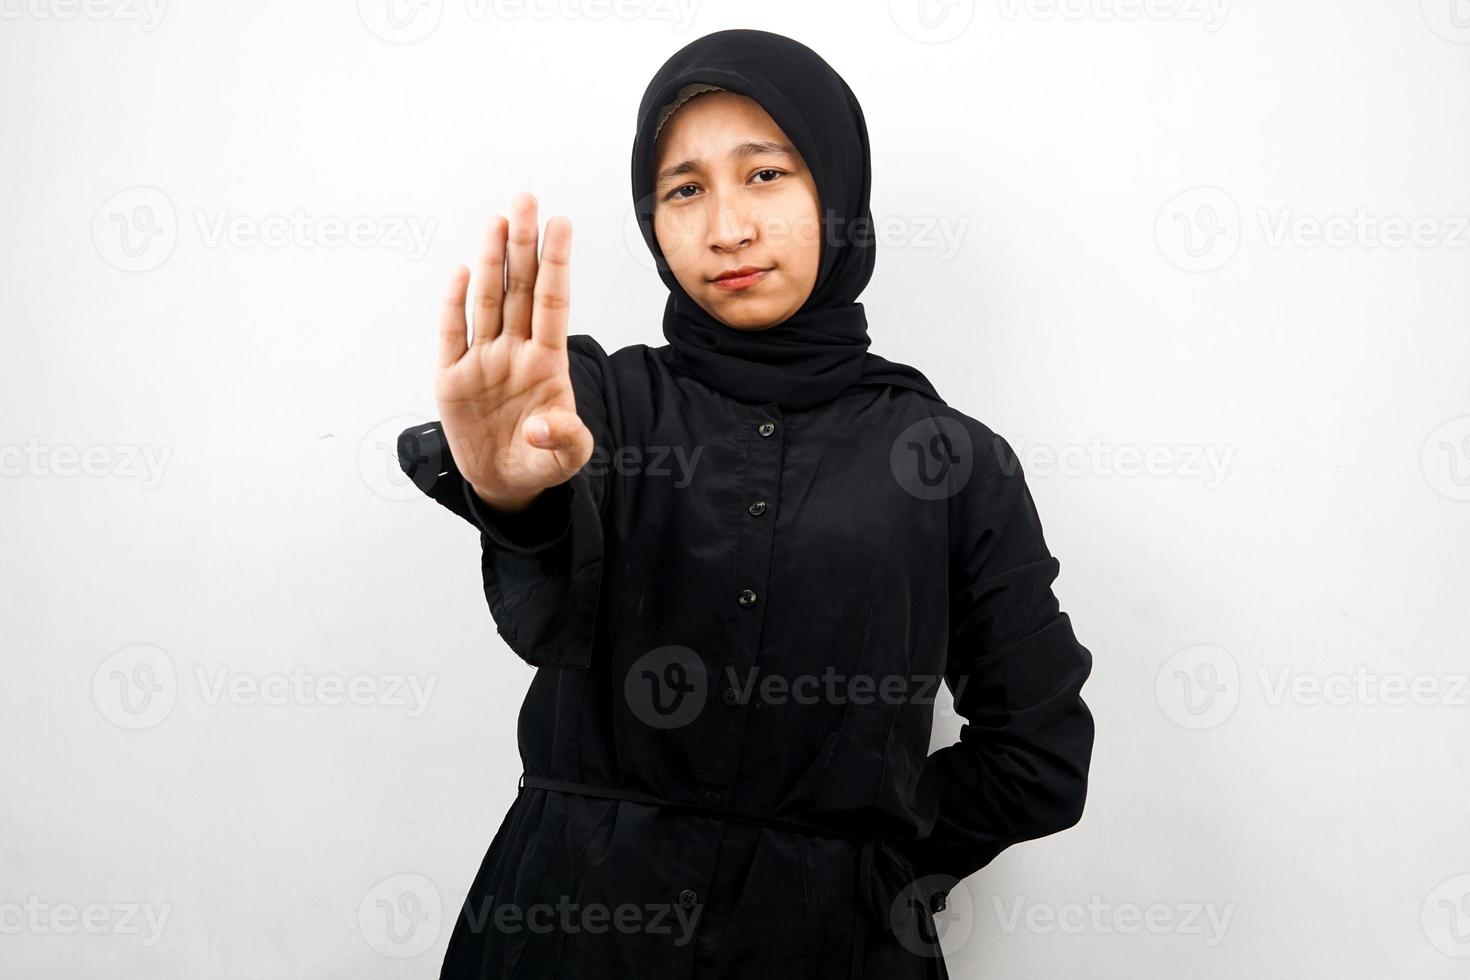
[757,421,775,437]
[930,890,948,913]
[738,589,758,607]
[748,500,767,516]
[679,888,698,910]
[702,790,721,806]
[721,687,740,706]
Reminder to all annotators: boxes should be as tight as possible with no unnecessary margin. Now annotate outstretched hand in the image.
[434,192,594,512]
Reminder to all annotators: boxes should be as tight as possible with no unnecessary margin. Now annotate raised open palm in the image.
[435,193,594,512]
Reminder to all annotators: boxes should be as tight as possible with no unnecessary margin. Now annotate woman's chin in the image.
[716,317,781,332]
[703,297,794,331]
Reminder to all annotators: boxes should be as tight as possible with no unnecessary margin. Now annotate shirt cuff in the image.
[461,477,575,554]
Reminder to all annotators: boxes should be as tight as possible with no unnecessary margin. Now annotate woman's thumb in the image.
[523,410,591,461]
[524,416,551,445]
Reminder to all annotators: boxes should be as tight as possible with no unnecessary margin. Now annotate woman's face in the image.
[651,91,821,332]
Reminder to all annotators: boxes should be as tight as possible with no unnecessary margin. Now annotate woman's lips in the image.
[709,268,771,291]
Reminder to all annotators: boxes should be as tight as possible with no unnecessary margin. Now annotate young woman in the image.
[397,28,1095,980]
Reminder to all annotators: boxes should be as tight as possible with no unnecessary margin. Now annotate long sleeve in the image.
[899,426,1096,892]
[395,333,613,670]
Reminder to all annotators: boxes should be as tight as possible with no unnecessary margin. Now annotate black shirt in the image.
[397,333,1096,979]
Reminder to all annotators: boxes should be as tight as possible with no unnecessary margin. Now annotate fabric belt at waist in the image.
[520,772,876,841]
[517,772,932,934]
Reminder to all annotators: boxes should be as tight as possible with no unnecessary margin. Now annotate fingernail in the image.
[526,417,549,443]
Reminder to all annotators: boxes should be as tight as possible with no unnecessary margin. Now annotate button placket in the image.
[734,414,781,623]
[702,407,784,794]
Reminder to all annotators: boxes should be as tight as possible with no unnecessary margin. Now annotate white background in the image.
[3,1,1468,977]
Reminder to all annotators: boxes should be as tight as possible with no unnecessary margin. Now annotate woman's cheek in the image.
[654,211,706,278]
[781,205,822,262]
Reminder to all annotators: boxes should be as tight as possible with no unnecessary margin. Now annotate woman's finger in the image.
[501,192,539,340]
[525,408,594,475]
[436,264,470,370]
[531,215,572,351]
[470,215,508,347]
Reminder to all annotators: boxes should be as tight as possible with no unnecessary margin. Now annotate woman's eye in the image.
[662,172,782,201]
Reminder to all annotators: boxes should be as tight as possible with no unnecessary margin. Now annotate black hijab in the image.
[629,28,946,411]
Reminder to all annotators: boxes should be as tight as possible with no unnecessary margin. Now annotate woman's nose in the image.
[707,201,757,251]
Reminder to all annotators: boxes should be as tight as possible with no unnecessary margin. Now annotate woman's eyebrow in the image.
[655,141,799,186]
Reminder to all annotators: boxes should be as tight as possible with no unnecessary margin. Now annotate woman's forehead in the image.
[653,82,726,143]
[652,93,795,165]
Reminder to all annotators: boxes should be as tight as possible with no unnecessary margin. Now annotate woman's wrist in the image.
[468,482,541,514]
